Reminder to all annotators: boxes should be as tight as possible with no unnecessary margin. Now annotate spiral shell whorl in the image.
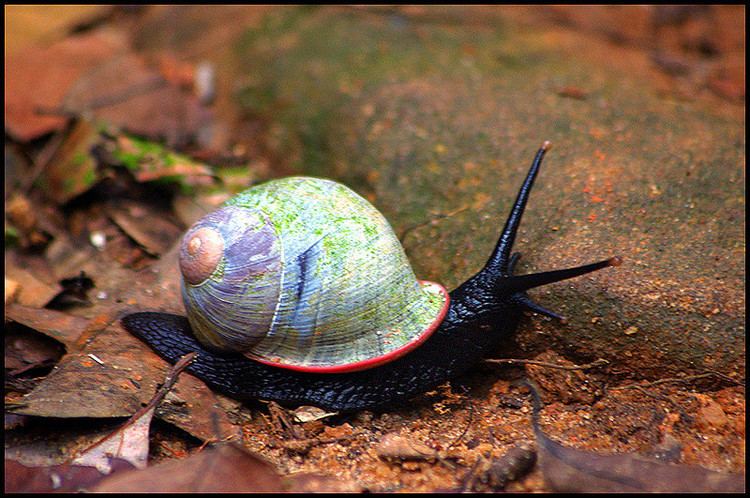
[180,205,282,352]
[222,177,448,371]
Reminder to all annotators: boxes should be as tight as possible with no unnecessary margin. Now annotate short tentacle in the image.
[514,294,567,321]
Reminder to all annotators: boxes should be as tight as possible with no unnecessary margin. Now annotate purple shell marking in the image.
[181,205,282,352]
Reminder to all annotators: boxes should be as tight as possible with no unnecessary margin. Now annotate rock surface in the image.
[227,7,744,380]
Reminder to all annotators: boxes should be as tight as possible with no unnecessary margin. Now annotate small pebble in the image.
[624,326,639,335]
[90,231,107,250]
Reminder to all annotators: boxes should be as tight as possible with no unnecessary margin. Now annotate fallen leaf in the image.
[5,304,94,350]
[4,5,112,56]
[6,193,51,248]
[11,322,158,419]
[376,433,437,461]
[81,69,213,149]
[107,202,182,257]
[111,134,215,186]
[5,328,65,374]
[5,30,128,141]
[61,53,165,115]
[90,442,357,492]
[292,405,339,423]
[4,458,136,493]
[72,413,152,473]
[91,444,284,492]
[72,352,196,473]
[37,120,101,204]
[4,265,60,308]
[44,232,99,282]
[5,277,20,304]
[526,381,745,493]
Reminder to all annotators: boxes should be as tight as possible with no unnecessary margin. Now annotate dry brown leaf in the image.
[5,328,65,373]
[376,432,437,461]
[4,266,60,308]
[91,444,285,492]
[5,277,20,304]
[37,120,101,204]
[4,458,136,493]
[5,30,128,141]
[292,405,338,423]
[107,202,182,257]
[72,409,153,473]
[527,381,745,493]
[6,193,51,248]
[5,304,90,349]
[90,443,358,492]
[71,352,196,473]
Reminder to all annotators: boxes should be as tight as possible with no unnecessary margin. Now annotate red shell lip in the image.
[249,280,451,374]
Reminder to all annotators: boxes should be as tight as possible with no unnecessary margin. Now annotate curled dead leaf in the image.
[526,381,745,493]
[376,433,436,461]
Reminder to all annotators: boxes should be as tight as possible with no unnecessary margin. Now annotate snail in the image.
[122,142,621,412]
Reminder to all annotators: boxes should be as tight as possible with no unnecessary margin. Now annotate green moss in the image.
[234,7,514,175]
[82,168,97,188]
[5,225,19,247]
[113,136,180,171]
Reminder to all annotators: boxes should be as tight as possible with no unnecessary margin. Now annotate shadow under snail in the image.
[122,142,621,412]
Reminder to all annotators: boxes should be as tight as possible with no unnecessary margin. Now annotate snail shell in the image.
[179,177,449,373]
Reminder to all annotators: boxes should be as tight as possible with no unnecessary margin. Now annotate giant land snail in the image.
[122,142,621,411]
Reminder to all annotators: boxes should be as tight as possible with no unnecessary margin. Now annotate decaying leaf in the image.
[90,442,357,493]
[5,327,65,374]
[37,120,101,204]
[4,457,136,493]
[376,432,437,461]
[6,303,106,351]
[291,405,338,423]
[5,277,21,304]
[5,30,128,141]
[71,352,196,473]
[4,265,60,308]
[526,381,745,493]
[111,134,214,186]
[107,201,182,257]
[71,408,153,474]
[92,444,284,492]
[6,193,51,248]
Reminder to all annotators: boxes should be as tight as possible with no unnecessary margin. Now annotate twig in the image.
[485,357,609,371]
[21,127,67,194]
[35,77,166,116]
[69,352,196,462]
[116,352,197,425]
[398,206,469,242]
[446,396,474,451]
[610,372,740,391]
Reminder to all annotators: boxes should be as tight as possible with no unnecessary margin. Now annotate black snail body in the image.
[122,142,620,412]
